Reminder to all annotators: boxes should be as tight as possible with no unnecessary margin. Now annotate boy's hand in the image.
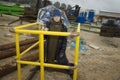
[70,32,79,36]
[44,28,49,31]
[9,28,15,33]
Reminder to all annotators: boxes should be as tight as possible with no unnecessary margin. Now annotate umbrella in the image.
[37,5,71,29]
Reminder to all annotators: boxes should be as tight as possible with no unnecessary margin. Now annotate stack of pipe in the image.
[0,38,39,77]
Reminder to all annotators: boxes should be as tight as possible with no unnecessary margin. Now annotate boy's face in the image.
[53,16,60,22]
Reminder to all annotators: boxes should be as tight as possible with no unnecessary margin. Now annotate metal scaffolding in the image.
[15,22,80,80]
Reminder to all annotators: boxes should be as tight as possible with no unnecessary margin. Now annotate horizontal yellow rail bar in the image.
[15,30,70,36]
[43,31,70,36]
[20,41,39,57]
[17,61,40,66]
[15,30,40,34]
[15,22,39,29]
[44,63,70,69]
[17,61,70,69]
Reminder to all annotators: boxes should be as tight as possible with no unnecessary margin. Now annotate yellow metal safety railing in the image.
[15,22,80,80]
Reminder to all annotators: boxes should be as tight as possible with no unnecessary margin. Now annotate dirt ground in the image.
[0,14,120,80]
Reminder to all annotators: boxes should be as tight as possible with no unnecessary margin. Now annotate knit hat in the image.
[52,9,61,17]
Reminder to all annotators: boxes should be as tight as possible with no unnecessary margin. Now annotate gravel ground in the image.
[0,14,120,80]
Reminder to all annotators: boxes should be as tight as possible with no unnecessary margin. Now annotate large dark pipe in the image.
[0,38,38,51]
[0,43,38,60]
[0,63,17,78]
[25,68,37,80]
[0,52,39,77]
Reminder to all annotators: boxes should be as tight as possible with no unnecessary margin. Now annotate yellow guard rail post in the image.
[15,22,80,80]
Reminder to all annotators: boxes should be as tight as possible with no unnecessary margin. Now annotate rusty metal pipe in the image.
[0,38,38,51]
[0,52,39,77]
[0,43,38,60]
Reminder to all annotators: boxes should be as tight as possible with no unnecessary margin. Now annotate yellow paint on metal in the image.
[17,61,41,66]
[18,61,70,69]
[43,31,70,36]
[15,30,40,34]
[15,33,22,80]
[15,29,70,36]
[37,22,41,30]
[15,22,39,29]
[20,41,39,57]
[44,63,70,69]
[73,23,80,80]
[15,22,80,80]
[77,23,81,32]
[39,34,44,80]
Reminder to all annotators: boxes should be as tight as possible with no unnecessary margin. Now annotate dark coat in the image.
[44,21,68,65]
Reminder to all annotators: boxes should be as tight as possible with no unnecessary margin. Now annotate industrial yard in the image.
[0,0,120,80]
[0,14,120,80]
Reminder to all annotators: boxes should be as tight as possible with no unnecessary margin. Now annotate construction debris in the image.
[88,44,100,50]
